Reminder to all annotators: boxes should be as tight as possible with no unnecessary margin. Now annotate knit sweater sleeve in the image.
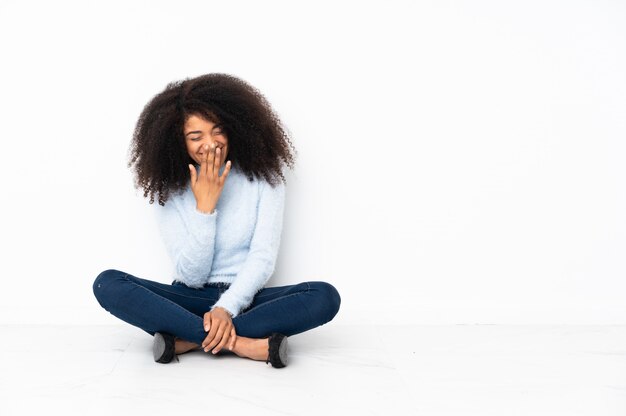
[211,179,286,317]
[155,197,218,288]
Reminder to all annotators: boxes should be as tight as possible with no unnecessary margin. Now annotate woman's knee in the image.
[310,281,341,322]
[92,269,126,309]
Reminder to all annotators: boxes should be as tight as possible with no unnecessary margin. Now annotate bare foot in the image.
[230,336,269,361]
[189,335,268,361]
[175,338,201,354]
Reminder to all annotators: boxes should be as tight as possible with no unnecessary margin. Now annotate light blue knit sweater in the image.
[153,163,285,317]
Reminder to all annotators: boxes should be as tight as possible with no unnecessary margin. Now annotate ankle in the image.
[175,339,201,354]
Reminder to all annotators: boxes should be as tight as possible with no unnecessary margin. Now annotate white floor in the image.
[1,324,625,415]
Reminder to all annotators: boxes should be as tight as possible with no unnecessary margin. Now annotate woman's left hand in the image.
[202,307,236,354]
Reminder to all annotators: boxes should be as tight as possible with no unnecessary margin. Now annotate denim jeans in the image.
[93,269,341,345]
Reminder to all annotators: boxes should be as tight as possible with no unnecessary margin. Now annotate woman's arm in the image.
[155,199,219,288]
[211,179,286,317]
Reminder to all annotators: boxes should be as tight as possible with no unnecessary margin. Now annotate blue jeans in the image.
[93,269,341,345]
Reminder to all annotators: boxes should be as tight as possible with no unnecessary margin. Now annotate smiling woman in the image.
[93,73,341,368]
[125,73,297,207]
[184,114,229,167]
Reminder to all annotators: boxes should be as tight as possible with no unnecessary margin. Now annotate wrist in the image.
[196,203,216,214]
[213,306,233,318]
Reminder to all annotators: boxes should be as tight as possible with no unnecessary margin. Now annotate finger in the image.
[220,160,232,181]
[202,331,216,351]
[207,322,226,352]
[209,144,218,178]
[204,313,211,332]
[207,143,216,177]
[213,326,231,354]
[200,144,209,166]
[188,164,196,185]
[205,322,225,352]
[229,327,236,350]
[202,333,214,351]
[214,146,221,177]
[202,144,210,177]
[218,147,226,167]
[206,144,214,177]
[202,315,217,350]
[203,319,221,351]
[214,331,230,354]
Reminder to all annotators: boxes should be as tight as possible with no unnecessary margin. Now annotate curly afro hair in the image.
[127,73,298,206]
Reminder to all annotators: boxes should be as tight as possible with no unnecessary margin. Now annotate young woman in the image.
[93,73,341,368]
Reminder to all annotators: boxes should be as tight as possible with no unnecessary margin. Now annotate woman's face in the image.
[184,114,229,167]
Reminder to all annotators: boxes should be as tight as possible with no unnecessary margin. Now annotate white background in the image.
[0,0,624,325]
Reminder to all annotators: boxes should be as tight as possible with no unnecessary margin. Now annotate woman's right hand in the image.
[189,143,232,213]
[201,307,236,354]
